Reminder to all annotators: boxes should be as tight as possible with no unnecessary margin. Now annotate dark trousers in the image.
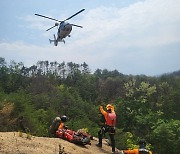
[98,126,115,152]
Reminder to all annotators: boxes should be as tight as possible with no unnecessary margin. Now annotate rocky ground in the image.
[0,132,123,154]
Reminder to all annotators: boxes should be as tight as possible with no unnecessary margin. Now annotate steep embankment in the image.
[0,132,122,154]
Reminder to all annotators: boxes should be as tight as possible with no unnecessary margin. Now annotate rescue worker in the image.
[123,139,152,154]
[96,104,116,153]
[49,116,61,137]
[56,115,91,145]
[58,115,67,130]
[56,115,74,142]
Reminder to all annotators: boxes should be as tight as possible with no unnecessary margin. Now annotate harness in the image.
[101,112,116,135]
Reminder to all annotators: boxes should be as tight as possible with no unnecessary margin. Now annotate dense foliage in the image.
[0,57,179,154]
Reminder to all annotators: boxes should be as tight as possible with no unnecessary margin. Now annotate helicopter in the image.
[35,9,85,46]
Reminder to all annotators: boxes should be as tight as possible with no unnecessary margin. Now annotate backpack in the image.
[49,117,61,134]
[106,112,116,126]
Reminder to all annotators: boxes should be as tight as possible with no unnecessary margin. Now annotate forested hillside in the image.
[0,57,179,154]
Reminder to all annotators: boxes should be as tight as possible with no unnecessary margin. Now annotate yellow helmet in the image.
[106,104,113,110]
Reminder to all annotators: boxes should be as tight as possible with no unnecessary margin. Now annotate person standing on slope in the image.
[96,104,116,154]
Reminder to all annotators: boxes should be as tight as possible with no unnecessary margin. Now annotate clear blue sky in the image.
[0,0,180,76]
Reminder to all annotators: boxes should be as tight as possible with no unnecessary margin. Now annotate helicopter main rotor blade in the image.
[35,14,62,22]
[70,24,83,28]
[46,25,57,31]
[64,9,85,21]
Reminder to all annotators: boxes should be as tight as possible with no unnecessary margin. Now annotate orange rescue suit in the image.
[58,122,65,130]
[100,106,116,126]
[123,149,152,154]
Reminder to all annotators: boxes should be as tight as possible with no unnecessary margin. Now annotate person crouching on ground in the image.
[123,139,152,154]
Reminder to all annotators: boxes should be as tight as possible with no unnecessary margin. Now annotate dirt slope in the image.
[0,132,123,154]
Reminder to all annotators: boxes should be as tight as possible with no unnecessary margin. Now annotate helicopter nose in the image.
[65,24,72,31]
[65,24,71,28]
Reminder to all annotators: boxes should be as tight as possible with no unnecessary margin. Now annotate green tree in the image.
[151,120,180,154]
